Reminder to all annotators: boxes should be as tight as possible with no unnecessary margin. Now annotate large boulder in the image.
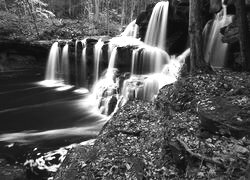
[198,97,250,138]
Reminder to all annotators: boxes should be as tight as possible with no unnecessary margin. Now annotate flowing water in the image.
[0,1,190,178]
[144,1,169,50]
[94,39,104,83]
[45,42,60,81]
[121,19,138,38]
[61,44,70,84]
[203,3,233,68]
[0,70,106,178]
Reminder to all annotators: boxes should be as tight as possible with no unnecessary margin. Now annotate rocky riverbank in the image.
[54,69,250,180]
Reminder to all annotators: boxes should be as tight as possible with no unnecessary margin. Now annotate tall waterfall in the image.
[42,1,187,115]
[121,20,138,38]
[94,39,104,83]
[61,44,69,84]
[203,3,233,68]
[144,1,169,49]
[81,39,87,87]
[45,42,59,81]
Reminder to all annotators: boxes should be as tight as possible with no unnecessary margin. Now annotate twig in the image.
[176,137,225,168]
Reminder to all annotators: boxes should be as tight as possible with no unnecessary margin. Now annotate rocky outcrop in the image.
[135,0,212,55]
[0,159,27,180]
[199,97,250,138]
[0,39,52,72]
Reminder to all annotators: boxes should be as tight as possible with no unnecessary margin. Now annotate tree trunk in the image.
[3,0,9,12]
[235,0,250,71]
[130,0,137,22]
[121,0,126,26]
[94,0,100,22]
[25,0,40,38]
[106,0,110,35]
[189,0,210,73]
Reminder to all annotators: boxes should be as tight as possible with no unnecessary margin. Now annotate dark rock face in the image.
[135,0,212,55]
[0,40,51,72]
[220,12,250,69]
[136,4,156,41]
[210,0,222,13]
[199,97,250,139]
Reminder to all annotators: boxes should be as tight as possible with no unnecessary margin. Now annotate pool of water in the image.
[0,69,106,178]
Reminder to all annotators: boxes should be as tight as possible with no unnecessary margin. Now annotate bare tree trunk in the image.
[94,0,100,22]
[130,0,137,22]
[235,0,250,71]
[3,0,9,12]
[121,0,126,26]
[106,0,110,35]
[189,0,210,73]
[25,0,40,38]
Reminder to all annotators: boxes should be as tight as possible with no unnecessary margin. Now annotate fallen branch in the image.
[177,137,225,168]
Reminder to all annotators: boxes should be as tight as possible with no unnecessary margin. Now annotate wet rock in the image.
[221,14,250,44]
[106,96,118,115]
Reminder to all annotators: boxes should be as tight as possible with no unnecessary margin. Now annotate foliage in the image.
[0,0,161,40]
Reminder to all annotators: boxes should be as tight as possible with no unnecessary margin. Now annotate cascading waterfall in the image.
[81,40,87,87]
[119,1,172,101]
[45,42,60,81]
[121,19,138,38]
[61,44,70,84]
[75,40,79,86]
[144,1,169,50]
[203,3,233,68]
[107,47,118,71]
[42,1,187,115]
[94,39,104,83]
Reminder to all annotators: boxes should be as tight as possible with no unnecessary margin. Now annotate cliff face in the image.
[135,0,211,55]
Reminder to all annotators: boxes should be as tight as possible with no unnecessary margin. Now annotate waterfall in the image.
[144,1,169,49]
[131,48,140,74]
[107,47,118,71]
[121,19,138,38]
[45,42,59,81]
[42,2,185,115]
[61,44,69,84]
[203,3,233,68]
[75,40,79,86]
[94,39,104,83]
[81,40,87,87]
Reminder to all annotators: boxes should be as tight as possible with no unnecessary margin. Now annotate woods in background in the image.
[0,0,162,40]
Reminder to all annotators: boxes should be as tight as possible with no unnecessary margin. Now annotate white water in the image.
[144,1,169,49]
[81,46,87,87]
[43,2,183,115]
[61,44,70,83]
[121,19,138,38]
[45,42,59,81]
[204,4,233,68]
[94,39,104,83]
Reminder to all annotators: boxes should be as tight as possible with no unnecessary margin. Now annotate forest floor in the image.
[54,69,250,180]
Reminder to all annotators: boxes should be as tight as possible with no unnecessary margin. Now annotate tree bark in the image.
[106,0,110,35]
[235,0,250,71]
[130,0,137,22]
[25,0,40,38]
[3,0,9,12]
[94,0,100,22]
[121,0,126,26]
[189,0,210,73]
